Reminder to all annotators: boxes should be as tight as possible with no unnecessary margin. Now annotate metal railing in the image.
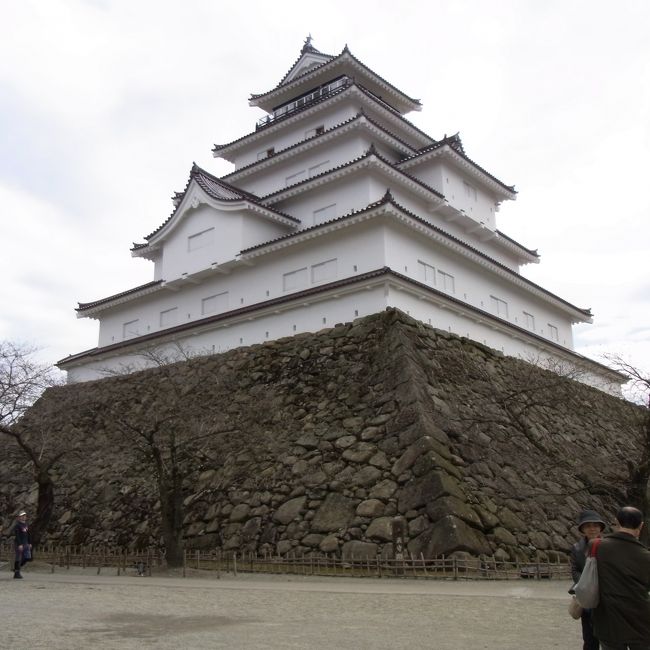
[256,77,351,129]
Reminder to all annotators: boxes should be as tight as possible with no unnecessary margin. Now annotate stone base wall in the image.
[0,309,642,561]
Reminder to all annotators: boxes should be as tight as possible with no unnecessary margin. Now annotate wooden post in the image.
[233,552,238,577]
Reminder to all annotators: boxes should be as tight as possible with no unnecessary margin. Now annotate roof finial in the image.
[302,34,314,53]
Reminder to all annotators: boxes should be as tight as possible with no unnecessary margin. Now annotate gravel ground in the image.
[0,562,581,649]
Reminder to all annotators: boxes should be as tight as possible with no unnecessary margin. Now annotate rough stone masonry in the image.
[0,309,642,562]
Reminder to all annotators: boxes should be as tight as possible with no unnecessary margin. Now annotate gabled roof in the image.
[131,163,299,253]
[278,37,336,86]
[249,45,422,115]
[241,191,589,322]
[398,134,517,199]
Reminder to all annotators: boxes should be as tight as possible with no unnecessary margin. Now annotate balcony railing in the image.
[256,77,351,130]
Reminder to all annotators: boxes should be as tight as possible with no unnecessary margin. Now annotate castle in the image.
[58,38,619,392]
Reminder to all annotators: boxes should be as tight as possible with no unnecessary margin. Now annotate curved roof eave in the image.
[259,147,445,206]
[214,83,434,159]
[222,112,418,184]
[242,195,591,323]
[76,280,165,316]
[131,164,299,254]
[399,139,516,199]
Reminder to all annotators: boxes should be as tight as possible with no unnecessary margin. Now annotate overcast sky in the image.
[2,0,649,380]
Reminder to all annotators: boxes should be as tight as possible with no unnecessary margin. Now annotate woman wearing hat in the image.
[11,510,32,579]
[571,509,607,649]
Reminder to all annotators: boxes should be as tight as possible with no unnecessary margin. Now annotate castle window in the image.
[122,319,140,339]
[308,160,329,177]
[305,125,325,138]
[438,270,455,294]
[313,203,336,225]
[202,291,229,315]
[490,295,508,318]
[418,260,435,285]
[285,169,306,185]
[257,147,275,160]
[523,311,535,331]
[283,267,308,291]
[188,227,214,252]
[311,258,337,284]
[160,307,178,328]
[548,324,559,341]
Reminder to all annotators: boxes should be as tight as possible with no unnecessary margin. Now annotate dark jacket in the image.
[570,536,589,584]
[13,521,30,548]
[592,531,650,644]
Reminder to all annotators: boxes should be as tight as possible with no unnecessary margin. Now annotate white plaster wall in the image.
[67,285,389,383]
[155,205,291,281]
[406,160,499,229]
[158,205,242,280]
[68,289,615,395]
[271,174,375,227]
[235,134,371,197]
[230,103,358,170]
[96,216,573,354]
[97,222,388,348]
[382,225,575,348]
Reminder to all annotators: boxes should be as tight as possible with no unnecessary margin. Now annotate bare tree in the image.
[603,354,650,541]
[0,342,65,543]
[102,348,236,566]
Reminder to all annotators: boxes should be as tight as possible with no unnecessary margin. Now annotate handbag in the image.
[568,595,583,619]
[574,537,601,608]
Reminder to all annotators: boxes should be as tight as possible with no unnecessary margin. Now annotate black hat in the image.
[577,510,606,532]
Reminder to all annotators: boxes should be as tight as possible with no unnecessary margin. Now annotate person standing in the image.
[571,509,606,649]
[592,506,650,650]
[12,510,32,579]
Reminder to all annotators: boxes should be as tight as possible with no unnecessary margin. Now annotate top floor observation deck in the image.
[255,76,398,130]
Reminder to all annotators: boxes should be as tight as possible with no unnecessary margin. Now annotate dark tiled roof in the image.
[242,192,591,319]
[77,280,164,311]
[132,163,299,249]
[215,81,434,154]
[400,135,516,195]
[221,111,418,181]
[259,146,444,203]
[249,46,421,109]
[495,230,538,258]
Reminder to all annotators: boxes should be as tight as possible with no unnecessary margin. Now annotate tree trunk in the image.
[158,476,184,567]
[31,470,54,547]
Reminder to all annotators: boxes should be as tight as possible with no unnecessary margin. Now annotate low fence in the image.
[1,543,571,581]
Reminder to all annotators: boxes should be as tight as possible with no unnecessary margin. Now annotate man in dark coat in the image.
[571,509,606,649]
[592,506,650,650]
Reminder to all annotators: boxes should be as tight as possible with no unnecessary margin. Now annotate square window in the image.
[311,259,337,283]
[283,267,308,291]
[122,319,139,339]
[490,295,508,318]
[202,291,228,315]
[160,308,178,328]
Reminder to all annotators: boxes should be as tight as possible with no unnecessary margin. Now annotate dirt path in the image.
[1,564,581,649]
